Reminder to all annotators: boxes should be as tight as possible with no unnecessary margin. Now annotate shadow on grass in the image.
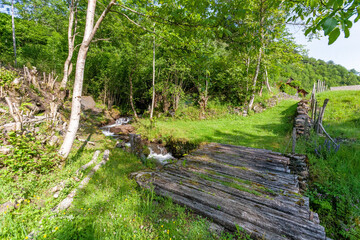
[51,142,214,240]
[66,133,93,166]
[49,102,299,239]
[195,102,297,151]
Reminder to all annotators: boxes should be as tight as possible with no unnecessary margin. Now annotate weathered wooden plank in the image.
[166,165,309,209]
[148,175,325,240]
[134,144,327,239]
[157,170,312,220]
[177,158,299,193]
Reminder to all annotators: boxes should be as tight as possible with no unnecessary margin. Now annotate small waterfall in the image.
[148,146,174,164]
[101,117,132,136]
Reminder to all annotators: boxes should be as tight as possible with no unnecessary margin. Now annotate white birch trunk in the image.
[150,24,155,120]
[11,0,17,66]
[59,0,115,158]
[264,66,272,93]
[61,0,78,89]
[150,25,156,120]
[246,47,263,114]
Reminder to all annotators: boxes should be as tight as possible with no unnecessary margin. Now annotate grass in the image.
[316,90,360,140]
[136,99,298,152]
[296,90,360,239]
[2,90,358,239]
[0,123,249,240]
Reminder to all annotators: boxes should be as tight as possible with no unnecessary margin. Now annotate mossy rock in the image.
[164,137,199,158]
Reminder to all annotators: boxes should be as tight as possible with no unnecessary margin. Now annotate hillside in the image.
[278,57,360,91]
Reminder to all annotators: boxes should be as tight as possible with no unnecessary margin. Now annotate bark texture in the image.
[59,0,116,158]
[150,25,156,120]
[11,0,17,66]
[61,0,78,89]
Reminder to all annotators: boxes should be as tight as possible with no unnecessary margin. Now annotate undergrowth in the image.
[0,131,61,178]
[295,90,360,240]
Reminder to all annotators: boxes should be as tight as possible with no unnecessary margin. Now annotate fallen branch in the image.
[1,116,49,129]
[53,150,110,212]
[51,150,101,198]
[319,123,338,146]
[5,97,22,131]
[75,150,101,174]
[76,137,96,145]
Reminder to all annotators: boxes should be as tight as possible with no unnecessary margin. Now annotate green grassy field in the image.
[316,90,360,140]
[136,99,298,152]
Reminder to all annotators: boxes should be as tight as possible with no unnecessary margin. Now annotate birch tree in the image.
[60,0,78,89]
[11,0,17,66]
[59,0,116,158]
[150,23,156,120]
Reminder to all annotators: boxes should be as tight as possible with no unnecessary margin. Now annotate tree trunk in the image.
[150,25,156,120]
[11,0,17,66]
[129,68,138,120]
[245,47,263,115]
[173,72,182,112]
[264,65,272,93]
[61,0,78,89]
[198,78,209,119]
[244,3,265,116]
[59,0,115,159]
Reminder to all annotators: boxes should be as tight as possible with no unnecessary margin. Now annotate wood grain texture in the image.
[134,143,327,240]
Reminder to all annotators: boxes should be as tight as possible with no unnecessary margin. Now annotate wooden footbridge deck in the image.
[133,143,327,240]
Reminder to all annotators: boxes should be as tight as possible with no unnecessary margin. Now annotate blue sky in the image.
[288,23,360,72]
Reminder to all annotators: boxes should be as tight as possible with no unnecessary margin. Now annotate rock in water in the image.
[110,125,135,135]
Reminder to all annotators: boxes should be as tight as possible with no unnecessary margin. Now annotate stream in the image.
[100,117,174,164]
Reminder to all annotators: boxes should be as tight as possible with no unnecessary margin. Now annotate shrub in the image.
[0,67,18,87]
[314,138,340,159]
[0,131,61,176]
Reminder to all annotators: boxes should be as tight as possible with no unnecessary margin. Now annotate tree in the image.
[59,0,116,158]
[60,0,79,89]
[11,0,17,66]
[291,0,360,44]
[150,23,156,120]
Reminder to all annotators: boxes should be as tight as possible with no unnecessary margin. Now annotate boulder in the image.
[110,125,135,135]
[109,108,121,120]
[81,96,96,111]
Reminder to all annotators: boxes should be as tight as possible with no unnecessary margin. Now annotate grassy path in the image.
[137,99,298,152]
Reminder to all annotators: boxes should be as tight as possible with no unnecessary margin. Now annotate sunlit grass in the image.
[316,90,360,140]
[136,99,298,152]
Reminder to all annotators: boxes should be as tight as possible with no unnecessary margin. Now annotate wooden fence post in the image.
[317,99,329,134]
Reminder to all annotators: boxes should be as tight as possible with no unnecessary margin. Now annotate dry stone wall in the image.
[294,99,312,136]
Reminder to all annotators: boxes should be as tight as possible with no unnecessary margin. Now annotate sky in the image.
[288,23,360,72]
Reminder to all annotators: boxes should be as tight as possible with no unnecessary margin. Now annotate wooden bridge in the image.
[133,143,327,240]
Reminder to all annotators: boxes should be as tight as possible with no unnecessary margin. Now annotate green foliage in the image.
[0,67,18,87]
[0,13,67,73]
[0,131,61,177]
[296,135,360,239]
[295,90,360,239]
[278,82,297,95]
[278,57,360,91]
[291,0,360,44]
[0,137,243,240]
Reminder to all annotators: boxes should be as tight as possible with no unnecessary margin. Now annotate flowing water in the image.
[147,145,174,164]
[100,117,132,136]
[100,117,175,163]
